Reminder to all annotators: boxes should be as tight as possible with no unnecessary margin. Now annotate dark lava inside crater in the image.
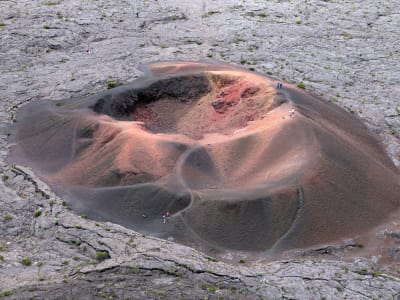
[7,61,400,255]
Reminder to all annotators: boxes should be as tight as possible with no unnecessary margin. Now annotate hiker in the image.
[86,47,94,55]
[136,12,139,18]
[162,211,171,223]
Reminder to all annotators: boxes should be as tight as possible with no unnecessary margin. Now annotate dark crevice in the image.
[11,166,51,199]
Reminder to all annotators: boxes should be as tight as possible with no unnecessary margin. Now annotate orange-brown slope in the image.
[7,61,400,253]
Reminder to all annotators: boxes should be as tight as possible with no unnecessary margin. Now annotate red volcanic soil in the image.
[130,72,275,139]
[7,61,400,254]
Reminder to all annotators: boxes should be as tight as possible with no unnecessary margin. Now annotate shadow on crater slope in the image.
[7,61,400,253]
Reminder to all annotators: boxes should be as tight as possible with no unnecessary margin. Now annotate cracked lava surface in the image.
[7,61,400,254]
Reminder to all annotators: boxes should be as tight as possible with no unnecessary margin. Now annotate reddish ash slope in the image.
[8,61,400,253]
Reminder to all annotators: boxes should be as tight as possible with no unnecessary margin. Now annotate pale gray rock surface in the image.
[1,0,400,299]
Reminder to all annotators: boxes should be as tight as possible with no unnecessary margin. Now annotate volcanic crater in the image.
[8,61,400,254]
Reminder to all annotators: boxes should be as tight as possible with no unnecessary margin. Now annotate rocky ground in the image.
[1,0,400,299]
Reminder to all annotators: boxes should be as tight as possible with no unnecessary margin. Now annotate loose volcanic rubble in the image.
[8,61,400,255]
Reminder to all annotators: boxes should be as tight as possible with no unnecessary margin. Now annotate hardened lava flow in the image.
[7,61,400,254]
